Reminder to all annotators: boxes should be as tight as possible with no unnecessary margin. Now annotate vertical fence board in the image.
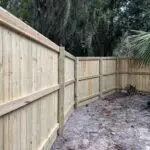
[0,26,3,104]
[58,47,65,135]
[116,58,120,90]
[16,110,21,150]
[74,57,79,107]
[12,33,21,101]
[100,58,103,97]
[0,117,3,150]
[3,115,9,150]
[20,108,27,150]
[26,104,32,150]
[3,28,13,103]
[64,56,75,121]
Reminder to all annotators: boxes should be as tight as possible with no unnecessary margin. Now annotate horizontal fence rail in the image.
[1,6,150,150]
[76,57,118,106]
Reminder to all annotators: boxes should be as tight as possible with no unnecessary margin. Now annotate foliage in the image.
[129,30,150,64]
[1,0,150,57]
[113,32,131,57]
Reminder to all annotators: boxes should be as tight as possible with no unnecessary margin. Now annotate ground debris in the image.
[80,139,90,149]
[52,93,150,150]
[66,140,79,150]
[102,108,112,116]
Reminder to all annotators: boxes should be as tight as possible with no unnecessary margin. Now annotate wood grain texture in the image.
[65,80,75,87]
[78,78,99,103]
[58,47,65,135]
[99,59,103,97]
[78,60,99,78]
[79,75,100,81]
[64,84,74,119]
[0,85,60,117]
[65,57,74,82]
[63,52,76,121]
[102,59,116,75]
[77,59,100,104]
[0,8,60,149]
[103,75,116,93]
[0,117,3,150]
[0,26,3,104]
[75,57,79,108]
[0,7,59,52]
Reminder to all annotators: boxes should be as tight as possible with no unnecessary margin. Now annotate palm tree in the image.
[128,30,150,64]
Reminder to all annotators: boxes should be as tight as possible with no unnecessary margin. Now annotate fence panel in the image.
[64,52,75,121]
[102,58,117,95]
[76,57,119,106]
[0,7,59,150]
[128,59,150,92]
[77,58,100,106]
[118,59,129,89]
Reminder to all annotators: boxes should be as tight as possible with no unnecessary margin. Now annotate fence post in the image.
[127,58,131,86]
[74,57,79,108]
[58,46,65,135]
[116,57,120,91]
[99,58,103,98]
[116,57,119,91]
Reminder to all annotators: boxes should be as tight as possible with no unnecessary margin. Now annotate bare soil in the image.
[52,92,150,150]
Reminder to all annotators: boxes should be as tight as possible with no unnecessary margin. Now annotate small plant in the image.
[125,84,137,96]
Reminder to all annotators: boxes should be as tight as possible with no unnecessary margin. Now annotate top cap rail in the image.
[0,7,59,53]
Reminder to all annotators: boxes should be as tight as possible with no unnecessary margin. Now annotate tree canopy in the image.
[0,0,150,57]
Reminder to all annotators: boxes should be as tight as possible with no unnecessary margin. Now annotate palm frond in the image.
[128,30,150,64]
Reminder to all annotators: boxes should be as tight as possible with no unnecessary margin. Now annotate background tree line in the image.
[1,0,150,57]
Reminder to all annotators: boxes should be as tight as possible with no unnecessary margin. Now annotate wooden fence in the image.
[64,51,75,122]
[118,58,150,93]
[1,7,150,150]
[0,7,76,150]
[76,57,150,106]
[76,57,117,106]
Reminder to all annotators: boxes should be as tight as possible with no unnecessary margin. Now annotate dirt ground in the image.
[52,92,150,150]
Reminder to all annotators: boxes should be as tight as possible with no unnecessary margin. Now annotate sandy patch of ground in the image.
[52,93,150,150]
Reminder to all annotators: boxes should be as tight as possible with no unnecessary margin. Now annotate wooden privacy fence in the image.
[76,57,117,106]
[1,7,150,150]
[118,58,150,92]
[0,7,76,150]
[76,57,150,107]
